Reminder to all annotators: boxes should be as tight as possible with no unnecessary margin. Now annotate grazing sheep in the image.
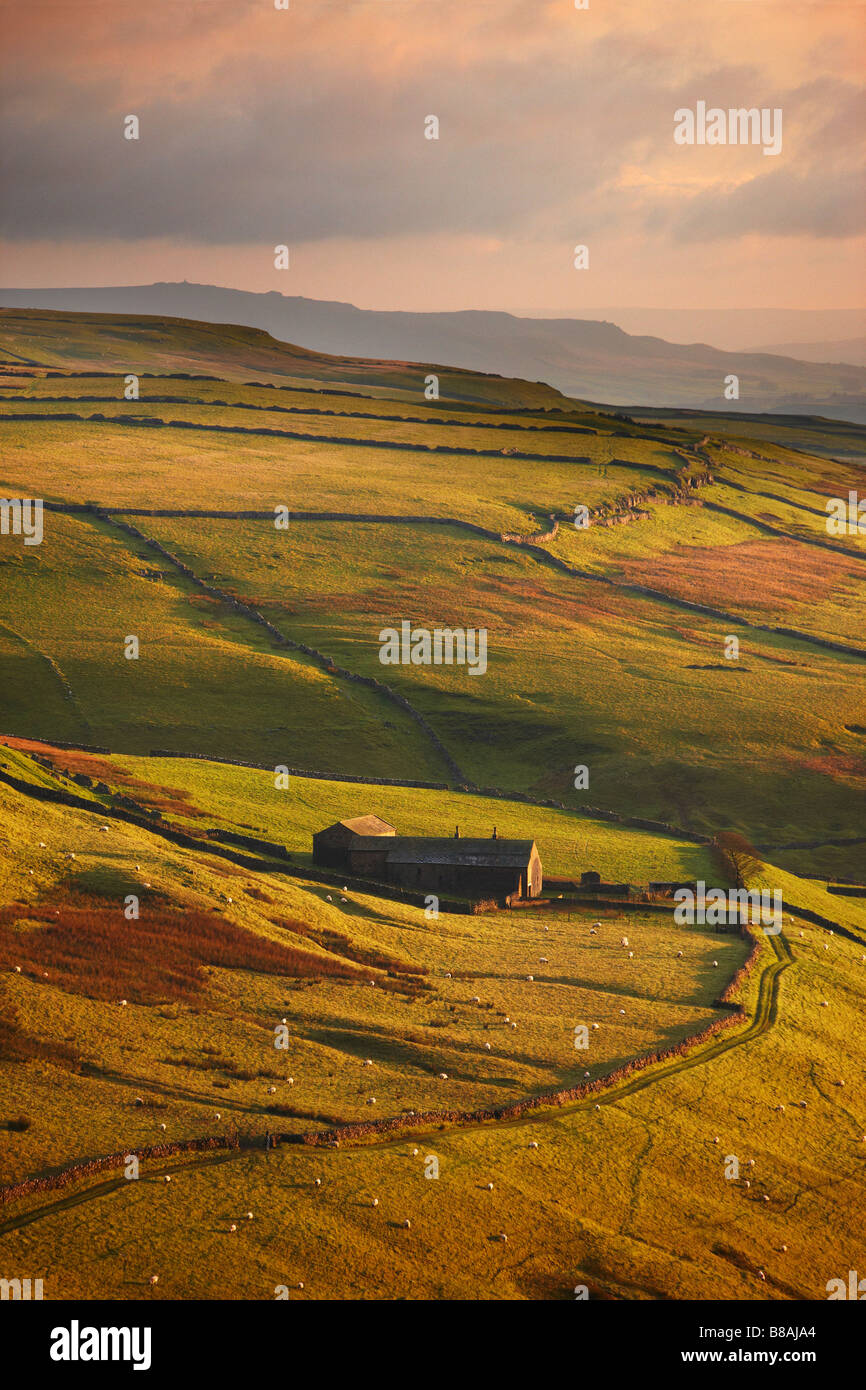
[628,952,634,959]
[528,1141,539,1149]
[619,1008,625,1015]
[780,1244,788,1252]
[444,972,452,978]
[246,1212,253,1220]
[713,1137,720,1144]
[314,1178,322,1187]
[676,951,683,958]
[484,1042,491,1051]
[164,1175,171,1184]
[326,895,332,902]
[13,965,21,974]
[371,1198,379,1207]
[363,1059,373,1067]
[149,1276,158,1286]
[486,1182,493,1191]
[593,922,601,929]
[621,936,629,947]
[471,996,480,1004]
[584,1071,590,1078]
[367,1097,376,1105]
[38,841,46,848]
[215,1113,221,1121]
[229,1224,237,1233]
[497,1233,508,1242]
[159,1123,166,1132]
[267,1086,276,1095]
[526,975,534,981]
[120,999,128,1007]
[439,1072,448,1080]
[713,960,718,967]
[297,1281,304,1290]
[758,1270,765,1281]
[763,1194,770,1203]
[99,825,109,833]
[539,957,548,964]
[340,897,348,903]
[288,1077,294,1086]
[403,1219,411,1229]
[591,1023,599,1031]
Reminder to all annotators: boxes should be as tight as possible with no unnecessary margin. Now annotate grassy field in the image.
[0,767,863,1300]
[0,308,864,1300]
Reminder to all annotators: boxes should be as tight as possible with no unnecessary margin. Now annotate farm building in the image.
[313,818,542,900]
[311,814,396,868]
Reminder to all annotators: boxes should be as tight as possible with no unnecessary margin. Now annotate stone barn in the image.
[312,814,396,869]
[313,816,542,900]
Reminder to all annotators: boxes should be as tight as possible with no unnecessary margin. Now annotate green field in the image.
[0,309,864,1300]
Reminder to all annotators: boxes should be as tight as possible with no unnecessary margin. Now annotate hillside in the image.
[2,284,865,421]
[0,309,863,878]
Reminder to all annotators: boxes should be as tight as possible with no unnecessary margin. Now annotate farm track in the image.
[0,933,794,1235]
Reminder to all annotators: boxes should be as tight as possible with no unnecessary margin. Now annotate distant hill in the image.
[0,307,576,412]
[1,282,865,422]
[753,337,866,368]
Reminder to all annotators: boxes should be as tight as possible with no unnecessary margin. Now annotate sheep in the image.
[403,1219,411,1229]
[38,841,46,848]
[526,974,534,981]
[780,1244,788,1253]
[13,965,20,974]
[149,1275,159,1286]
[484,1042,492,1051]
[527,1140,539,1149]
[758,1270,766,1282]
[314,1177,322,1187]
[471,996,480,1004]
[439,1072,448,1080]
[584,1071,590,1078]
[628,952,634,959]
[215,1113,221,1121]
[539,957,548,964]
[712,960,718,967]
[591,1023,599,1031]
[120,999,128,1007]
[412,1147,419,1156]
[340,897,348,903]
[163,1175,171,1184]
[326,895,332,902]
[713,1137,720,1144]
[763,1194,770,1203]
[621,936,629,947]
[246,1212,254,1220]
[229,1223,237,1233]
[367,1097,376,1105]
[99,825,109,833]
[511,1022,517,1030]
[619,1008,625,1015]
[267,1086,276,1095]
[288,1077,294,1086]
[485,1182,493,1191]
[371,1198,379,1207]
[743,1178,751,1188]
[296,1281,304,1290]
[363,1059,373,1067]
[159,1123,167,1132]
[497,1233,508,1242]
[676,951,683,958]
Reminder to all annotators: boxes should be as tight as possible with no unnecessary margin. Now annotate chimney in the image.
[454,825,460,839]
[491,826,497,839]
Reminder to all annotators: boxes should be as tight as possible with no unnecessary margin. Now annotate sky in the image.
[0,0,864,320]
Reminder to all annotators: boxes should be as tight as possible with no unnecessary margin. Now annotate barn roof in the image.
[317,815,396,837]
[352,836,537,869]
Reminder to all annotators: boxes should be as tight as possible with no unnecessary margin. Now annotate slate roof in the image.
[329,816,396,836]
[351,835,536,869]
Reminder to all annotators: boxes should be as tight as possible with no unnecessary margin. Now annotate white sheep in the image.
[149,1275,158,1286]
[486,1182,493,1191]
[527,1140,538,1149]
[246,1212,254,1220]
[403,1219,411,1229]
[229,1223,237,1233]
[439,1072,448,1080]
[314,1177,322,1187]
[621,936,628,947]
[484,1042,491,1051]
[371,1198,379,1207]
[267,1086,276,1095]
